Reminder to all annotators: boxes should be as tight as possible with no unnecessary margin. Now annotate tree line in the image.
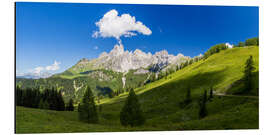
[16,87,74,111]
[235,37,259,47]
[203,43,228,59]
[203,37,259,59]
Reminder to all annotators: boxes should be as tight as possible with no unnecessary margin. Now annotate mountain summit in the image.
[71,44,190,73]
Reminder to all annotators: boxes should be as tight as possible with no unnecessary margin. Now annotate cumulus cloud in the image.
[27,60,61,75]
[16,61,60,79]
[33,66,45,74]
[45,60,61,71]
[92,9,152,41]
[225,43,234,48]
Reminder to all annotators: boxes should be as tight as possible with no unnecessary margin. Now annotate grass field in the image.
[16,46,259,133]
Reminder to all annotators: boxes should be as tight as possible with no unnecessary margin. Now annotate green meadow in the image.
[16,46,259,133]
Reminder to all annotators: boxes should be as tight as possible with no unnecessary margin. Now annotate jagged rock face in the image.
[76,44,189,73]
[87,71,112,81]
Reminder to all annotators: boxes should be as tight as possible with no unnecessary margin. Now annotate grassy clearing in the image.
[16,46,259,133]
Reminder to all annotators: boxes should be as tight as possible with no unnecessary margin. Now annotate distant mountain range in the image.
[68,43,191,74]
[16,43,193,79]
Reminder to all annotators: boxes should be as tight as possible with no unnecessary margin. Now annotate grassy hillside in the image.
[16,46,259,133]
[16,68,150,102]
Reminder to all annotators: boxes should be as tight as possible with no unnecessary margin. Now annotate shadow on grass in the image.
[226,71,259,96]
[138,69,228,119]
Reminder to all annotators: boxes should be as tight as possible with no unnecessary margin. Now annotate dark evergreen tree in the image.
[78,103,81,112]
[43,100,50,109]
[33,88,41,108]
[209,86,214,100]
[184,86,192,105]
[66,99,74,111]
[38,99,44,109]
[38,99,49,109]
[120,88,145,127]
[56,91,65,111]
[16,85,23,106]
[238,41,245,47]
[198,90,208,119]
[245,37,259,46]
[79,86,98,123]
[243,55,255,93]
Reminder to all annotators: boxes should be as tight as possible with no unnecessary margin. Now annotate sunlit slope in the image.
[102,46,259,104]
[168,46,259,93]
[16,46,259,133]
[98,46,258,129]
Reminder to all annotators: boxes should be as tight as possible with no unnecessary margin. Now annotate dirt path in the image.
[215,93,258,99]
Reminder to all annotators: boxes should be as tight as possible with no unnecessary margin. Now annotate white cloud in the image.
[94,46,99,50]
[45,60,61,71]
[225,43,234,48]
[17,60,61,78]
[92,9,152,41]
[33,66,44,74]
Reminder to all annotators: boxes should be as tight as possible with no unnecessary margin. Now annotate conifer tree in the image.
[120,88,145,127]
[243,55,255,93]
[66,99,74,111]
[39,99,49,109]
[198,90,207,119]
[209,86,214,99]
[38,99,44,109]
[16,85,22,106]
[184,86,192,105]
[78,103,81,112]
[33,88,41,108]
[79,86,98,123]
[43,100,50,109]
[56,90,65,111]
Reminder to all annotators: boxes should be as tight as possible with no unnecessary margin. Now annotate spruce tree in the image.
[16,85,22,106]
[38,100,44,109]
[184,86,192,105]
[120,88,145,127]
[79,86,98,123]
[243,55,255,93]
[56,91,65,111]
[67,99,74,111]
[78,103,81,112]
[33,88,41,108]
[39,99,49,109]
[198,90,208,119]
[209,86,214,100]
[43,100,50,109]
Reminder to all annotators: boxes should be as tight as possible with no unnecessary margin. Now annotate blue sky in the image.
[16,2,258,75]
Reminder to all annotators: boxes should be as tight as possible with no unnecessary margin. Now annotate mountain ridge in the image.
[69,43,190,74]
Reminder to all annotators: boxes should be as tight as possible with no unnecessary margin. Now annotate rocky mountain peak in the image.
[77,58,89,65]
[109,44,124,56]
[73,44,189,73]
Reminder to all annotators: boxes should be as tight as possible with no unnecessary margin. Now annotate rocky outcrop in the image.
[75,43,190,73]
